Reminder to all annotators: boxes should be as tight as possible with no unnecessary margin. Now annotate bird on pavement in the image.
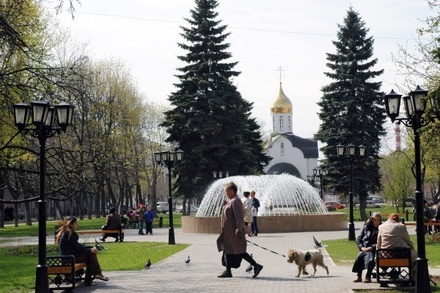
[95,239,104,251]
[313,236,325,249]
[145,259,151,269]
[185,256,190,265]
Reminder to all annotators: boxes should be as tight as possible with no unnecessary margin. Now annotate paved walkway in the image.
[1,222,438,292]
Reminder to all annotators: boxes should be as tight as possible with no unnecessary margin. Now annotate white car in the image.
[355,200,381,209]
[156,202,169,213]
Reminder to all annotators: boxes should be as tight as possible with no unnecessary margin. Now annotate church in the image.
[264,82,319,179]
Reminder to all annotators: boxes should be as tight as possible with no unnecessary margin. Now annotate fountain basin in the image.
[182,213,347,234]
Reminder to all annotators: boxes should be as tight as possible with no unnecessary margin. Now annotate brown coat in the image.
[221,194,246,255]
[106,213,121,230]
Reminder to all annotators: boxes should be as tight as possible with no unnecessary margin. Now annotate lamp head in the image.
[384,89,401,122]
[13,102,31,130]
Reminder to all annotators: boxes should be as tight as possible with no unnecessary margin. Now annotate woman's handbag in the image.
[216,232,224,252]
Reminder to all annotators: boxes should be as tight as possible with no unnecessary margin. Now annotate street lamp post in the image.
[13,100,74,293]
[337,144,365,241]
[384,85,438,293]
[154,150,184,245]
[313,168,328,200]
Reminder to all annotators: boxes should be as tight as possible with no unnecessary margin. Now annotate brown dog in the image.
[286,248,329,277]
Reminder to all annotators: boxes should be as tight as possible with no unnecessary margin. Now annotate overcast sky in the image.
[44,0,434,154]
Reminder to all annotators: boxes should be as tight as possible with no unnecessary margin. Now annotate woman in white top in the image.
[241,191,253,237]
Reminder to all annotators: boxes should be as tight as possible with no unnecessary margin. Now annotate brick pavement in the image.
[68,223,437,293]
[1,221,438,292]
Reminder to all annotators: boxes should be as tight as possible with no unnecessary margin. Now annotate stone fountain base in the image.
[182,213,347,234]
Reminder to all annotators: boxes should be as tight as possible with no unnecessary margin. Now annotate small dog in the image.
[286,248,329,277]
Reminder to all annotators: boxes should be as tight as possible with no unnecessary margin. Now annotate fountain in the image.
[182,174,346,233]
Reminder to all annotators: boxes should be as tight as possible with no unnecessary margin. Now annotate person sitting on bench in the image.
[100,207,122,242]
[55,216,109,285]
[377,213,417,278]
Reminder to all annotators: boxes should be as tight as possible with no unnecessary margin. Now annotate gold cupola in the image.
[271,83,292,114]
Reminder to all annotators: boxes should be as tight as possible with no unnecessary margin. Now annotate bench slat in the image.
[75,263,87,271]
[76,229,120,234]
[378,258,410,267]
[48,266,72,274]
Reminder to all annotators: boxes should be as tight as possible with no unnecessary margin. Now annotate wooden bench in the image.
[76,228,124,242]
[376,248,413,287]
[153,217,163,228]
[47,255,87,292]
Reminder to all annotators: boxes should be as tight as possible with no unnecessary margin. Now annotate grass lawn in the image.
[0,241,188,293]
[0,214,186,293]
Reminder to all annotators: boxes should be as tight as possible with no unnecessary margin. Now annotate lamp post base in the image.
[348,222,356,241]
[415,257,431,293]
[168,227,175,245]
[35,265,48,293]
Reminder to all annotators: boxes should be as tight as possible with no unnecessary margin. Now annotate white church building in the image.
[264,82,319,179]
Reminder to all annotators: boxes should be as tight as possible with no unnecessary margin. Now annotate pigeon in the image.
[185,256,190,265]
[95,239,105,251]
[313,236,323,249]
[145,259,151,269]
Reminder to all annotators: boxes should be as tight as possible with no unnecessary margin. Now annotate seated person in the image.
[352,212,381,283]
[100,207,122,242]
[377,213,417,278]
[55,216,108,285]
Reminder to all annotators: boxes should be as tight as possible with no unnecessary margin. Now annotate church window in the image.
[280,116,284,131]
[273,116,275,131]
[281,142,285,156]
[288,116,291,131]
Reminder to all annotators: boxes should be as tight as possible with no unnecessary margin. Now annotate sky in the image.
[43,0,434,156]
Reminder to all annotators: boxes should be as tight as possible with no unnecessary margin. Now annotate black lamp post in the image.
[154,150,184,245]
[13,100,74,293]
[384,85,438,293]
[337,144,365,241]
[313,167,328,200]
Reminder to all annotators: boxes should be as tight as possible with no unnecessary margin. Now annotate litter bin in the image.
[159,217,163,228]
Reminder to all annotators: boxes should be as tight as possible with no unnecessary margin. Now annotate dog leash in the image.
[246,239,286,258]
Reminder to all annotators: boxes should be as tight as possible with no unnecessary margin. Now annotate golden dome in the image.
[271,83,292,114]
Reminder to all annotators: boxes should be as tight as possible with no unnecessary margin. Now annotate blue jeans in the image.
[138,220,144,234]
[251,216,259,235]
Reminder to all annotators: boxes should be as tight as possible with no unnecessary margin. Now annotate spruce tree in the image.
[161,0,269,198]
[315,7,386,219]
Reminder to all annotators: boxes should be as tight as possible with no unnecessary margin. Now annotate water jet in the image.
[182,174,346,233]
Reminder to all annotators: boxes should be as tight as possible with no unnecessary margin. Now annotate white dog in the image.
[286,248,329,277]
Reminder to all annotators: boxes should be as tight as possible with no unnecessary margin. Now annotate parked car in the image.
[324,201,346,209]
[355,200,381,209]
[156,202,169,213]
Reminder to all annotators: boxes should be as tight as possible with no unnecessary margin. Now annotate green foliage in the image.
[380,152,414,211]
[315,7,385,220]
[162,0,270,198]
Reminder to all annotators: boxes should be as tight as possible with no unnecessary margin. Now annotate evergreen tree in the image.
[315,7,386,219]
[161,0,269,198]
